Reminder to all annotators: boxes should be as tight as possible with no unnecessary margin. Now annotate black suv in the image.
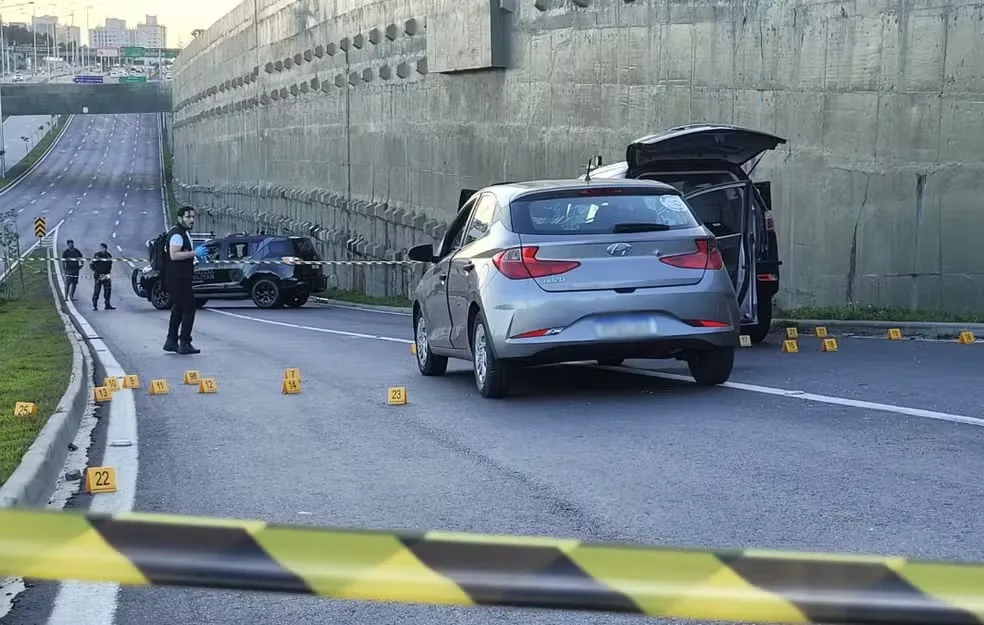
[131,233,327,309]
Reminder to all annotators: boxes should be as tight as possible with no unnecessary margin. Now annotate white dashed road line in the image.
[208,308,984,429]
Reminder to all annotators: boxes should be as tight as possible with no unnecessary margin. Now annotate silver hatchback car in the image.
[407,178,741,398]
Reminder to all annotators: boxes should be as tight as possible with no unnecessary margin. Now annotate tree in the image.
[2,24,53,47]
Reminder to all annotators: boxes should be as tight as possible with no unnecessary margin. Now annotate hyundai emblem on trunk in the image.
[606,242,632,256]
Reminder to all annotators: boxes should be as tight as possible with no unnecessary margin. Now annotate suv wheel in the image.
[285,292,309,308]
[251,278,282,308]
[471,312,511,398]
[687,347,734,386]
[150,281,172,310]
[414,311,447,376]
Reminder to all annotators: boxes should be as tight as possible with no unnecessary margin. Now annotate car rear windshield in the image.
[509,189,701,235]
[260,238,321,260]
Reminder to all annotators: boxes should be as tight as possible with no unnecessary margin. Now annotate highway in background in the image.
[1,111,984,625]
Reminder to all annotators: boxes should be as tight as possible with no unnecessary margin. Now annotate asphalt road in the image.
[2,113,984,625]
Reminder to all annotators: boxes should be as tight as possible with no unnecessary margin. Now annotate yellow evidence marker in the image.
[887,328,902,340]
[93,386,112,402]
[13,402,36,417]
[85,466,117,494]
[738,335,752,347]
[821,338,839,352]
[198,378,217,394]
[814,327,828,338]
[284,368,301,381]
[781,339,799,353]
[387,386,407,405]
[282,377,300,394]
[410,342,417,355]
[183,370,200,384]
[786,327,798,339]
[149,379,169,395]
[958,331,976,344]
[122,374,140,389]
[104,376,121,391]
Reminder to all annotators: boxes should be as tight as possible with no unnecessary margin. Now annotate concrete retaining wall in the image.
[171,0,984,310]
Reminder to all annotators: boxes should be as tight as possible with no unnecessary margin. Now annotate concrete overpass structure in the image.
[0,82,172,115]
[168,0,984,310]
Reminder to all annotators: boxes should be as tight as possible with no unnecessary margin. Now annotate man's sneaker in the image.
[178,343,201,355]
[105,304,116,310]
[163,339,179,353]
[92,303,98,311]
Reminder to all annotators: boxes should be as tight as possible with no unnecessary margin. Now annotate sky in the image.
[0,0,240,47]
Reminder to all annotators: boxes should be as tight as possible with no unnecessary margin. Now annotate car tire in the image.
[414,310,447,376]
[597,358,624,367]
[149,281,172,310]
[285,292,309,308]
[687,347,734,386]
[471,311,511,398]
[195,299,208,309]
[742,295,773,344]
[251,278,281,309]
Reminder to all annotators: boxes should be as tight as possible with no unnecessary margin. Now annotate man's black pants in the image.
[92,276,111,304]
[166,278,197,343]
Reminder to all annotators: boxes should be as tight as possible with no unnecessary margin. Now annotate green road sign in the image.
[121,46,146,58]
[118,75,147,83]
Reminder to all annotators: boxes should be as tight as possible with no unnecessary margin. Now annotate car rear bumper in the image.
[483,276,740,361]
[283,275,327,293]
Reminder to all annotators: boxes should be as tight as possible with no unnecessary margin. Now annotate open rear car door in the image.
[682,181,757,325]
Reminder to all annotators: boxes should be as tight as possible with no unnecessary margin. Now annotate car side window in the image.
[460,195,497,247]
[227,242,249,259]
[437,200,477,258]
[202,242,221,262]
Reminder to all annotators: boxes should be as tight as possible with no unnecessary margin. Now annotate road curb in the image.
[314,296,412,314]
[0,247,94,508]
[774,318,984,339]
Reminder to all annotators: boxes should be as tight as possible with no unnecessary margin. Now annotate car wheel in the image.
[471,311,511,398]
[742,295,773,344]
[414,310,447,376]
[687,347,735,386]
[597,358,624,367]
[285,292,309,308]
[195,299,208,309]
[149,281,172,310]
[251,278,281,309]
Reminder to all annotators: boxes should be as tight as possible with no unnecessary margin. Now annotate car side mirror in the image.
[407,243,435,262]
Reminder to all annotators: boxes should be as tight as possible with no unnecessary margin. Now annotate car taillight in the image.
[660,239,723,271]
[684,319,730,328]
[492,246,581,280]
[764,209,775,231]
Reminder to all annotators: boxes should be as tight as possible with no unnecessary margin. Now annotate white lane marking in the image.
[211,309,984,428]
[112,232,117,238]
[30,199,35,204]
[115,244,122,251]
[40,191,45,195]
[47,228,137,625]
[114,220,119,226]
[597,366,984,428]
[68,209,73,215]
[121,201,125,207]
[208,309,412,344]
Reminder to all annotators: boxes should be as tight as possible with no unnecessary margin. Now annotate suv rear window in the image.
[510,190,700,235]
[291,237,320,260]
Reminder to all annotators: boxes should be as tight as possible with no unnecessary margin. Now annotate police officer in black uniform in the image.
[163,206,205,354]
[90,243,116,310]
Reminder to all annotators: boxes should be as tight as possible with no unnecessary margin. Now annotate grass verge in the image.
[0,251,72,484]
[777,304,984,324]
[161,123,179,218]
[317,288,411,308]
[0,115,67,192]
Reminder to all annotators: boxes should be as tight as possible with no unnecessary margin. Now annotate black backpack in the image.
[150,227,179,273]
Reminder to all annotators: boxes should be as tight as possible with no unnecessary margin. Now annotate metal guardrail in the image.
[0,507,982,624]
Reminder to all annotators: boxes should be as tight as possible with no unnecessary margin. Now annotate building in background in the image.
[88,15,165,50]
[89,18,132,48]
[56,25,80,45]
[134,15,165,48]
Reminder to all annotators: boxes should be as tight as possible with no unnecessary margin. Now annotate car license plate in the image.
[594,316,659,338]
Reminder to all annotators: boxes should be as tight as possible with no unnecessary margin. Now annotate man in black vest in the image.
[163,206,206,354]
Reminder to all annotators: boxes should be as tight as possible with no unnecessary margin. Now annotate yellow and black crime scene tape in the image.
[2,507,984,624]
[31,257,417,266]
